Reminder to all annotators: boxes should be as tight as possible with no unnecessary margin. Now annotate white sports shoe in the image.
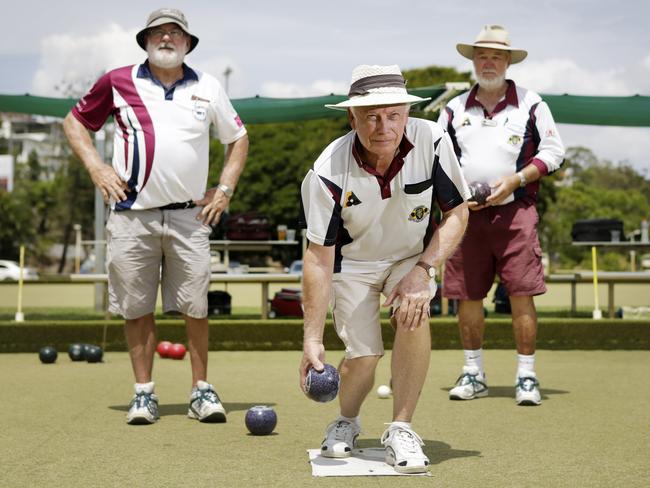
[188,380,227,422]
[381,423,429,474]
[320,418,361,458]
[516,371,542,406]
[449,366,488,400]
[126,382,159,425]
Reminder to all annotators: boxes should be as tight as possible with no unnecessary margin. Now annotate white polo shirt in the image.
[301,117,470,274]
[438,80,564,204]
[72,62,247,210]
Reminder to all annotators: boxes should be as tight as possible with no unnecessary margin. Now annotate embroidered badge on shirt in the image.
[345,191,362,207]
[461,117,471,126]
[408,205,430,222]
[508,135,522,146]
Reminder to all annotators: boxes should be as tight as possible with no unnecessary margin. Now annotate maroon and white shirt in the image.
[301,118,470,274]
[438,80,564,204]
[72,61,246,210]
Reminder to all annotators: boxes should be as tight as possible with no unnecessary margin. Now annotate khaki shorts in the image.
[331,255,437,359]
[106,207,212,319]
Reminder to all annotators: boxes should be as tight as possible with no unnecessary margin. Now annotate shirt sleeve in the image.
[433,131,471,212]
[71,73,114,131]
[209,83,247,145]
[531,101,565,176]
[301,170,341,246]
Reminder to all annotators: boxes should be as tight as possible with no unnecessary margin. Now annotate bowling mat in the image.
[307,449,431,477]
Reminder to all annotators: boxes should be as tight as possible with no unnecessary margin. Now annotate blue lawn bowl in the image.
[245,405,277,435]
[39,346,58,364]
[304,363,340,403]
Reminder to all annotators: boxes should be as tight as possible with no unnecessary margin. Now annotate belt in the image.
[159,200,196,210]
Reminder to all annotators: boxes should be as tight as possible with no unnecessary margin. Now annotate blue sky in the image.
[2,0,649,173]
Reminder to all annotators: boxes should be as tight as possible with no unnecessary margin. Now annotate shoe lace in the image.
[456,372,485,388]
[381,427,424,452]
[326,420,356,441]
[131,392,157,413]
[517,376,539,392]
[194,387,220,405]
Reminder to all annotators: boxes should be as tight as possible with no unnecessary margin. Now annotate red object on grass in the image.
[157,341,173,358]
[169,343,187,360]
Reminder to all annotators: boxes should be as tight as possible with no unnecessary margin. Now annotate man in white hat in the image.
[438,25,565,405]
[299,65,470,473]
[63,8,249,425]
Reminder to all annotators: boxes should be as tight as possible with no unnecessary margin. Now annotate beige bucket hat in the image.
[456,25,527,64]
[136,8,199,53]
[325,64,430,111]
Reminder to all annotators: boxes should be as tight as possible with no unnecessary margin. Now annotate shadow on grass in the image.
[356,438,481,465]
[440,386,569,400]
[109,401,276,416]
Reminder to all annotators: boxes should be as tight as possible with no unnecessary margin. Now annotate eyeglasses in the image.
[148,28,186,40]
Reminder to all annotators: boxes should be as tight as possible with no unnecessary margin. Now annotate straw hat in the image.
[325,64,430,111]
[456,25,527,64]
[136,8,199,53]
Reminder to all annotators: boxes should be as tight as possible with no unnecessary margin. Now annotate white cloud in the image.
[31,24,142,97]
[190,57,249,99]
[260,80,348,98]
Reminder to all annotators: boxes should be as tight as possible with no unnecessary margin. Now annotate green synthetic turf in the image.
[2,350,648,487]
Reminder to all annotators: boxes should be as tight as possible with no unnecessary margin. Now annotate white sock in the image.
[389,421,412,430]
[134,381,154,394]
[339,415,361,427]
[464,349,484,373]
[517,353,536,374]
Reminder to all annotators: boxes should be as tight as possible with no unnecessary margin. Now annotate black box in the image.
[207,290,232,316]
[571,219,624,242]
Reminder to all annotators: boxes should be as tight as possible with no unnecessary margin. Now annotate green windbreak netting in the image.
[1,89,649,127]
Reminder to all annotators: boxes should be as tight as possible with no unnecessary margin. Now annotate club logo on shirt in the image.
[193,102,208,121]
[408,205,430,222]
[461,117,471,127]
[344,191,362,207]
[508,135,522,146]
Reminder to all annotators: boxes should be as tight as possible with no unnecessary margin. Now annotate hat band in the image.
[147,13,187,29]
[348,74,406,97]
[475,40,510,47]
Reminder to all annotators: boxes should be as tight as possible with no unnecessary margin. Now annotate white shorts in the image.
[106,207,212,319]
[331,255,437,359]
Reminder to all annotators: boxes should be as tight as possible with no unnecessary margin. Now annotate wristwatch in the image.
[415,261,436,279]
[517,171,527,188]
[217,183,234,198]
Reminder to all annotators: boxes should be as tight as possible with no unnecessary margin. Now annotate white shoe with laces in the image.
[449,365,488,400]
[381,423,430,474]
[126,381,159,425]
[320,418,361,458]
[516,370,542,406]
[188,380,227,422]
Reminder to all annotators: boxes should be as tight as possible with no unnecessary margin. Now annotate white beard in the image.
[476,73,506,91]
[147,43,185,69]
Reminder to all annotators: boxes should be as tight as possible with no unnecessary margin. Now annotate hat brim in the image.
[325,93,431,111]
[456,43,527,64]
[136,18,199,54]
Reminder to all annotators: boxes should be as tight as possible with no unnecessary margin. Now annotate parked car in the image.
[0,260,39,281]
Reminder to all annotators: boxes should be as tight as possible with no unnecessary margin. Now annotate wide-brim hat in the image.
[456,24,527,64]
[325,64,430,111]
[136,8,199,54]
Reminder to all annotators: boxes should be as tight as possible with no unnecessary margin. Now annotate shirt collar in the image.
[137,60,199,85]
[465,79,519,112]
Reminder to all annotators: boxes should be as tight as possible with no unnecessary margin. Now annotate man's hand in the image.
[484,174,520,206]
[194,186,230,225]
[89,164,129,203]
[384,266,433,331]
[299,341,325,394]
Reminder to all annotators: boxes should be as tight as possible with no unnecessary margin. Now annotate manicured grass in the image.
[2,350,648,487]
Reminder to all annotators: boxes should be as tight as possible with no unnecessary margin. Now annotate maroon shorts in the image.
[443,199,546,300]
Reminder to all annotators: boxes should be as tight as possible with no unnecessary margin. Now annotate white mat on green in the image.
[307,448,431,477]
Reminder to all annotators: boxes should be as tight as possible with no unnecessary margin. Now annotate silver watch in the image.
[517,171,527,188]
[217,183,234,198]
[416,261,436,279]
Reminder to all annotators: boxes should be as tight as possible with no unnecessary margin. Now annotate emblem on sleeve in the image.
[461,117,471,126]
[344,191,362,207]
[409,205,430,222]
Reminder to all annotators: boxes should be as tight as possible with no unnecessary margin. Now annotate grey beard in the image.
[476,73,506,91]
[147,45,185,69]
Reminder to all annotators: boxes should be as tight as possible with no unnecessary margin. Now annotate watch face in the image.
[428,268,435,278]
